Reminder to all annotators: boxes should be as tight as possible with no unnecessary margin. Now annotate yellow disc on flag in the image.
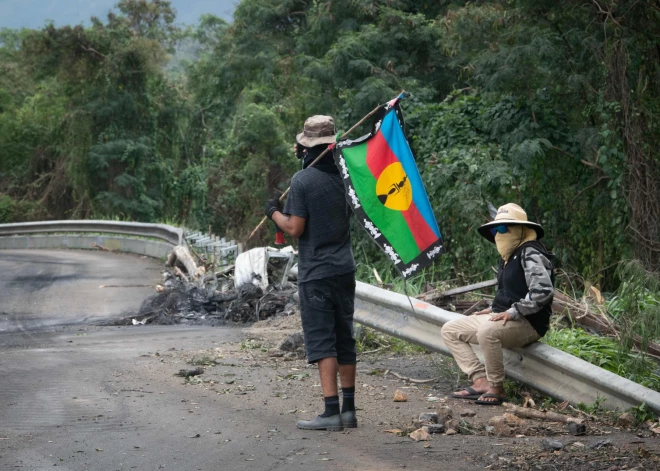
[376,162,412,211]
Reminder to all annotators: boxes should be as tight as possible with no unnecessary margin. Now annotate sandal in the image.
[450,386,483,400]
[474,393,506,406]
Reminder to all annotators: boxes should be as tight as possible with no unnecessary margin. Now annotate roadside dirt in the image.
[133,314,660,471]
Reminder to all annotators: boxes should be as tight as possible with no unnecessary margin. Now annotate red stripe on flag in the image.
[366,131,399,178]
[401,203,439,251]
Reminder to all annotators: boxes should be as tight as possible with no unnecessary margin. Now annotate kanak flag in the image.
[333,96,445,278]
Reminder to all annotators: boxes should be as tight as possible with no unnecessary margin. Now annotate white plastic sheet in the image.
[234,247,269,290]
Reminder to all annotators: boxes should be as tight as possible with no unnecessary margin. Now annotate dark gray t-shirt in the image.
[284,167,355,283]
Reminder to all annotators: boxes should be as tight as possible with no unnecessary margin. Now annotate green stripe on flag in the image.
[342,145,420,263]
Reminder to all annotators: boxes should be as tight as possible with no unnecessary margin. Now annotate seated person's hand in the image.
[489,312,513,325]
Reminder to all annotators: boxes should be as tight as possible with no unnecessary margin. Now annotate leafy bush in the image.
[606,261,660,350]
[0,194,16,223]
[0,194,38,223]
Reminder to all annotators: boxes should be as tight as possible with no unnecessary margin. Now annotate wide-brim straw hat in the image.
[296,115,336,147]
[478,203,544,243]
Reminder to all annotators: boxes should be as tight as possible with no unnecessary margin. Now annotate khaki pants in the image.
[440,315,540,387]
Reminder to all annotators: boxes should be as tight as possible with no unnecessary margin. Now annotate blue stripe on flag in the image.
[380,111,441,238]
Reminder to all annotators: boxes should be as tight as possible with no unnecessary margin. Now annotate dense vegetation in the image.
[1,1,658,325]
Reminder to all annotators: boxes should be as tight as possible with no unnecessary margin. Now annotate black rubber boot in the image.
[296,414,344,431]
[341,410,357,428]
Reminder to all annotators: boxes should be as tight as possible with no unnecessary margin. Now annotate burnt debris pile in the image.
[125,274,297,326]
[119,244,298,326]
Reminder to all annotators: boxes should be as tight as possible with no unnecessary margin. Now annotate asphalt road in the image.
[0,249,162,336]
[0,249,499,471]
[0,249,458,471]
[1,249,657,471]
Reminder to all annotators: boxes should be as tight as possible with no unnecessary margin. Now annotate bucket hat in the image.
[477,203,544,243]
[296,115,336,148]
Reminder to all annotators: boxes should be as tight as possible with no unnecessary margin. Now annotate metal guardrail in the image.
[1,220,658,412]
[354,281,660,414]
[0,220,241,265]
[184,231,240,262]
[0,220,183,246]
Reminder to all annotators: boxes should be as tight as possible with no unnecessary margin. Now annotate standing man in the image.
[264,115,357,431]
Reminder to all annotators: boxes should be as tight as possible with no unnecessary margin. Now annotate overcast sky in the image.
[0,0,236,29]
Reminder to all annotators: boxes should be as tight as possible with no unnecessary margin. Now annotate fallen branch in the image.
[503,403,583,424]
[441,279,498,297]
[553,292,615,334]
[569,404,597,420]
[424,279,498,303]
[463,300,489,316]
[388,371,439,384]
[360,347,384,355]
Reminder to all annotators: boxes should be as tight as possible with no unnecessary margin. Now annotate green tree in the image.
[1,0,659,288]
[0,1,206,224]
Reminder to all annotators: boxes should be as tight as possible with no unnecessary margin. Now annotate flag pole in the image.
[247,91,405,241]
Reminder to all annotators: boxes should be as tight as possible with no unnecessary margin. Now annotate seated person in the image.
[441,203,555,405]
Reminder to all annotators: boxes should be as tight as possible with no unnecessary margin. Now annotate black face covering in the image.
[296,144,339,174]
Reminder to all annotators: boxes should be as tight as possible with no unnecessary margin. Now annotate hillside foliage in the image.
[1,0,659,293]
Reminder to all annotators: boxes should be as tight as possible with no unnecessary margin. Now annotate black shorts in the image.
[298,272,356,364]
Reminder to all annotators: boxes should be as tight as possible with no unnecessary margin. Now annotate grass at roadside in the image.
[355,262,450,297]
[355,326,426,354]
[542,328,660,392]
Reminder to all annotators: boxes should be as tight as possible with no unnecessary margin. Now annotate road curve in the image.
[0,249,162,336]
